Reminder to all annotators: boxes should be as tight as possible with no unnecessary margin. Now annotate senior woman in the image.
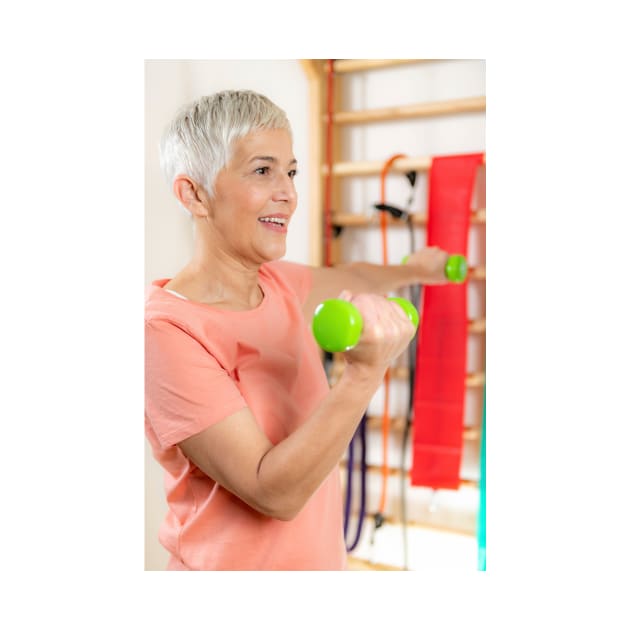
[145,90,450,570]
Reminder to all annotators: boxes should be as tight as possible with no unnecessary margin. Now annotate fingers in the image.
[337,292,415,344]
[342,293,415,368]
[349,293,412,334]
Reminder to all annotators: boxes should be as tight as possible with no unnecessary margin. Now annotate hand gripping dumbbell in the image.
[401,253,468,283]
[312,296,419,353]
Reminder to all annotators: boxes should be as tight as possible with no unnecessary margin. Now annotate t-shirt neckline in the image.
[153,275,268,314]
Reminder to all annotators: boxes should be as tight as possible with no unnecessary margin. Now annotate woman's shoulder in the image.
[145,279,172,315]
[144,280,240,367]
[145,279,199,331]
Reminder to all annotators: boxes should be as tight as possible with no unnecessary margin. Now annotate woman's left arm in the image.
[303,246,450,318]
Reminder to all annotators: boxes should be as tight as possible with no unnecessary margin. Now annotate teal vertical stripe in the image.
[477,385,486,571]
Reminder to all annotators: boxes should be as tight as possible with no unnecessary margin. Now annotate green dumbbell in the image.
[444,254,468,283]
[401,253,468,283]
[312,296,419,353]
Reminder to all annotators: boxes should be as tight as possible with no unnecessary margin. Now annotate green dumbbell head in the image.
[445,254,468,283]
[402,253,468,283]
[388,297,419,329]
[312,299,363,353]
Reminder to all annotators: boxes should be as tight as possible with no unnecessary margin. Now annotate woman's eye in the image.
[288,169,298,179]
[255,166,270,175]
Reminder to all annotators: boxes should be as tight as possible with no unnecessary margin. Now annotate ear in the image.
[173,175,210,218]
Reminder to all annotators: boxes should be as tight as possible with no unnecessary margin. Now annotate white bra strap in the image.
[164,289,189,300]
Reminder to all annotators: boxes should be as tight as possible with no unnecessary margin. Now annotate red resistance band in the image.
[411,153,484,489]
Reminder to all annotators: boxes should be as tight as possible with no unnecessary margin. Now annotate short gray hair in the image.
[159,90,292,198]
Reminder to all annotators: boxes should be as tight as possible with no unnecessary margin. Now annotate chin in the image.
[272,239,288,258]
[259,244,286,263]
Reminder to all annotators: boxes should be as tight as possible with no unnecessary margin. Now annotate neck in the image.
[172,225,264,309]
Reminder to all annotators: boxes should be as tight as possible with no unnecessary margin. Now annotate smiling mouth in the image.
[258,216,288,232]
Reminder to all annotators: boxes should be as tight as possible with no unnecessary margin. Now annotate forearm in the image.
[256,363,384,519]
[341,261,424,294]
[304,248,448,317]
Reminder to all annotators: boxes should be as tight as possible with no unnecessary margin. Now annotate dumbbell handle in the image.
[402,253,468,283]
[312,297,419,353]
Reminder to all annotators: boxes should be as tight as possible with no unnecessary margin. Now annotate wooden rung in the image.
[323,154,485,177]
[346,516,477,540]
[326,156,430,176]
[468,318,486,334]
[364,416,480,440]
[327,96,486,125]
[332,208,486,227]
[347,556,402,571]
[341,459,480,486]
[329,365,486,388]
[333,59,429,74]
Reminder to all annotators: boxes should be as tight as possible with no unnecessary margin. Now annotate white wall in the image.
[144,60,310,570]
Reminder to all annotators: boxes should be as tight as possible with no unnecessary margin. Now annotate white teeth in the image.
[259,217,286,225]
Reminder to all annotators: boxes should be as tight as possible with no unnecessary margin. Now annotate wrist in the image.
[340,361,386,389]
[387,263,422,290]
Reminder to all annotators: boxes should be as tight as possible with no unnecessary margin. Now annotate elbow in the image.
[266,506,300,522]
[254,455,304,521]
[255,494,303,521]
[253,482,304,521]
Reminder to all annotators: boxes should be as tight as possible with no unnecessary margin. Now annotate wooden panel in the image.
[324,155,485,176]
[333,59,428,73]
[330,96,486,125]
[332,208,486,226]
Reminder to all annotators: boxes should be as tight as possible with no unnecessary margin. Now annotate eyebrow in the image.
[249,156,298,166]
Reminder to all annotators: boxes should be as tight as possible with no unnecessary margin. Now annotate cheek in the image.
[215,190,262,225]
[232,185,267,215]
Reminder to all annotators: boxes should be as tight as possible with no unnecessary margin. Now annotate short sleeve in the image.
[266,260,313,304]
[145,318,248,449]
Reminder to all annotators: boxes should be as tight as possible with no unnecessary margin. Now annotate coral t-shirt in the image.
[145,260,347,570]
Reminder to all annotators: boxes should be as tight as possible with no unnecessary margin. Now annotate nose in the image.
[272,172,297,208]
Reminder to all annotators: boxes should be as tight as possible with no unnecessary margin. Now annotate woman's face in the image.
[208,128,298,265]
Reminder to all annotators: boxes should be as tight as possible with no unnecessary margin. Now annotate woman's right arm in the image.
[178,291,415,520]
